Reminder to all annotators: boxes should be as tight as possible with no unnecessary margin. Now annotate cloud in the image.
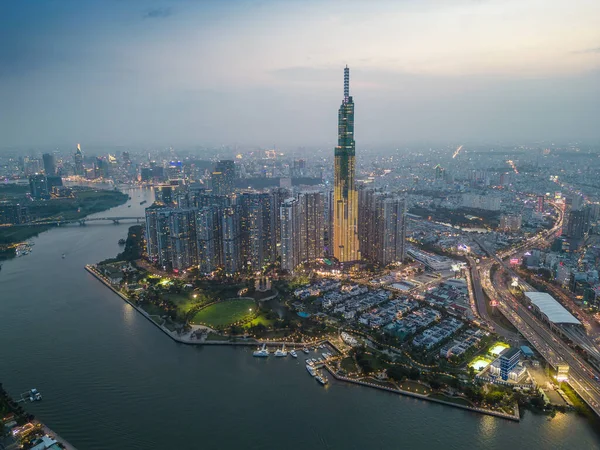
[573,47,600,54]
[143,7,173,19]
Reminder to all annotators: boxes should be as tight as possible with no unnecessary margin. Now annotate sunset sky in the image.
[2,0,599,148]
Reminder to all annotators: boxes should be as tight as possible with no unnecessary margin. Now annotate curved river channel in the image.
[1,187,599,450]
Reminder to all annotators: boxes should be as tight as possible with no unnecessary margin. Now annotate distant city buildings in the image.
[461,193,501,211]
[74,144,84,176]
[499,214,522,233]
[29,174,48,199]
[138,67,412,275]
[42,153,56,176]
[211,160,235,196]
[0,201,28,225]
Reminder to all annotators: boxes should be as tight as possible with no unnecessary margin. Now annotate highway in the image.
[469,203,600,417]
[484,265,600,415]
[466,256,520,341]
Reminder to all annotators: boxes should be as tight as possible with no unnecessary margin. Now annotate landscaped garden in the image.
[191,299,256,327]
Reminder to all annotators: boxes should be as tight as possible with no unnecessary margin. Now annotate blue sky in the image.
[1,0,599,149]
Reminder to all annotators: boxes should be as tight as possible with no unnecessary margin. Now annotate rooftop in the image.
[524,292,581,325]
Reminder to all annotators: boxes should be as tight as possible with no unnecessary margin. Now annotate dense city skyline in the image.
[2,0,600,149]
[3,2,600,449]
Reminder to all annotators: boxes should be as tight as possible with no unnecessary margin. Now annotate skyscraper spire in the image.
[343,65,350,104]
[334,65,359,263]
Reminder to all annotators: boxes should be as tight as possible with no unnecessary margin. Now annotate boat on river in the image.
[274,345,287,357]
[316,374,328,386]
[253,344,269,357]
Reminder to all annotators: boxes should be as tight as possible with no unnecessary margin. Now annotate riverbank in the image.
[0,189,128,259]
[322,365,520,421]
[86,263,521,422]
[0,383,78,450]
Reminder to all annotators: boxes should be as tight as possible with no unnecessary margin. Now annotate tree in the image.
[387,366,409,381]
[464,385,483,403]
[530,394,546,409]
[485,391,504,405]
[429,379,442,390]
[408,368,421,380]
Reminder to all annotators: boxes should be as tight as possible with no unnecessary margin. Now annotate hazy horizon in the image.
[2,0,599,149]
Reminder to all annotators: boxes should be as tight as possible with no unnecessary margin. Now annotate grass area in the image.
[429,393,473,406]
[191,299,256,327]
[164,293,196,315]
[140,303,166,317]
[340,357,357,373]
[560,382,597,419]
[206,333,229,341]
[399,380,430,394]
[243,314,275,329]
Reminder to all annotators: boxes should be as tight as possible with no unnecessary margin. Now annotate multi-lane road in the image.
[470,210,600,416]
[484,265,600,415]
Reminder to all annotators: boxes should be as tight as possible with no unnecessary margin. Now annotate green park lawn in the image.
[191,299,256,327]
[243,314,275,329]
[163,293,197,316]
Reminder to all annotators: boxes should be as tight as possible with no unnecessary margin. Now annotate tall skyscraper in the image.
[280,198,300,272]
[145,207,173,269]
[333,66,359,262]
[211,160,235,196]
[378,197,406,265]
[42,153,56,176]
[297,191,324,263]
[238,192,275,271]
[270,187,290,257]
[29,174,48,199]
[359,188,406,266]
[196,206,221,274]
[169,209,198,272]
[220,206,241,275]
[74,144,84,176]
[567,207,590,239]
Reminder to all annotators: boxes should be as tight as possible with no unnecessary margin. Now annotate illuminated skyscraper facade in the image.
[333,66,359,262]
[359,188,406,266]
[74,144,84,176]
[280,198,299,272]
[297,191,324,263]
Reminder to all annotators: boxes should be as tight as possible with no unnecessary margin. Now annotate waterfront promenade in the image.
[86,264,520,422]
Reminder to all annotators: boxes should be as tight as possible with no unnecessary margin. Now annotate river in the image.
[0,187,599,450]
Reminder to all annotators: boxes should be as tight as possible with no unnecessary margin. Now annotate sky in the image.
[1,0,599,149]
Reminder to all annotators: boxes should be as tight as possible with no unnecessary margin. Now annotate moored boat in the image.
[316,374,328,385]
[253,344,269,357]
[274,344,287,357]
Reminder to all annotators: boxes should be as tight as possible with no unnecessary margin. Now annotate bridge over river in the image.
[10,216,144,227]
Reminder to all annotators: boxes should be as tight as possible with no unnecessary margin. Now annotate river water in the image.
[0,187,599,450]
